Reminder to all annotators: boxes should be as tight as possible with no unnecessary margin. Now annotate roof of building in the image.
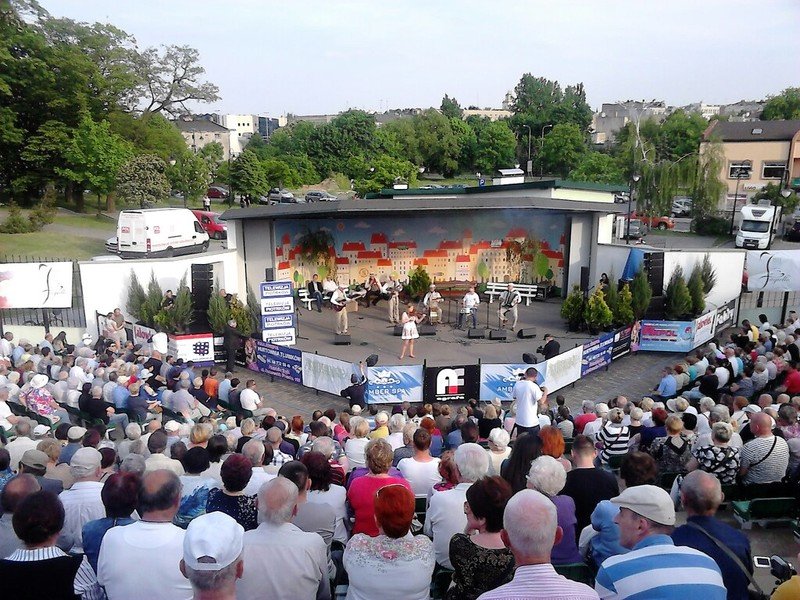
[703,119,800,142]
[173,118,230,133]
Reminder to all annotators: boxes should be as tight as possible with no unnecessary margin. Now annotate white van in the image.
[735,203,782,250]
[117,208,209,258]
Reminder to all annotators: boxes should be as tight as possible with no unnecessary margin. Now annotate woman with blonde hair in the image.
[485,428,511,475]
[399,304,425,359]
[344,416,371,470]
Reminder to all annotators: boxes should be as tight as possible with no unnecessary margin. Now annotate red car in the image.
[629,212,674,230]
[191,210,227,239]
[206,186,228,199]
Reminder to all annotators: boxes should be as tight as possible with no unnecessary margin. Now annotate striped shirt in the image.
[5,546,104,600]
[740,435,790,484]
[598,424,630,463]
[595,535,726,599]
[478,563,599,599]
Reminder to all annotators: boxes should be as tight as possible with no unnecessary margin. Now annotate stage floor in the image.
[292,298,596,366]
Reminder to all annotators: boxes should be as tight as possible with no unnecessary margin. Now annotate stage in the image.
[292,297,596,367]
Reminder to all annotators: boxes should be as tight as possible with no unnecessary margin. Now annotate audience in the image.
[562,435,620,535]
[81,472,138,572]
[180,511,244,600]
[58,447,104,554]
[0,474,41,558]
[205,453,258,530]
[397,427,441,495]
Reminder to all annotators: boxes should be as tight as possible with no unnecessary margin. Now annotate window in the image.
[762,162,786,180]
[194,222,204,234]
[741,220,770,233]
[728,161,752,179]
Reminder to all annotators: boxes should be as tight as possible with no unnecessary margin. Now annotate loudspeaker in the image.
[334,334,351,345]
[467,328,487,339]
[516,328,537,339]
[365,354,379,367]
[191,264,213,311]
[265,267,275,281]
[580,266,591,292]
[393,325,403,336]
[522,353,537,364]
[418,325,437,336]
[644,252,665,296]
[489,330,508,341]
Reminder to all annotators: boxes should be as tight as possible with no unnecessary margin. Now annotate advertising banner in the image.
[746,250,800,292]
[253,340,302,384]
[261,314,296,330]
[479,362,546,402]
[366,365,424,404]
[692,310,717,347]
[581,332,614,377]
[260,281,294,298]
[168,333,215,365]
[0,262,72,309]
[611,325,634,360]
[301,353,354,396]
[261,328,296,346]
[423,365,480,403]
[713,299,737,333]
[638,320,695,352]
[259,280,295,347]
[132,323,157,350]
[543,345,583,391]
[260,297,295,316]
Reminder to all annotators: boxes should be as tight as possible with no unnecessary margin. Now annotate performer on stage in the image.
[457,285,480,329]
[423,284,443,325]
[400,304,425,359]
[386,275,403,325]
[307,274,325,312]
[331,283,350,335]
[362,273,384,307]
[498,283,521,330]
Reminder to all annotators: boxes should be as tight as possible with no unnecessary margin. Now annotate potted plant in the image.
[584,288,613,335]
[560,285,585,331]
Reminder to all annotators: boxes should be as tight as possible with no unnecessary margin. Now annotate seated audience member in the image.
[144,430,185,475]
[432,450,460,493]
[562,435,620,535]
[526,456,581,565]
[82,472,138,572]
[476,489,599,600]
[574,400,597,435]
[180,511,244,600]
[500,432,543,493]
[581,403,609,440]
[175,447,216,528]
[619,451,658,488]
[594,485,725,599]
[448,476,515,600]
[206,453,258,531]
[587,499,629,568]
[672,471,752,600]
[539,425,571,472]
[425,443,489,569]
[392,422,417,466]
[649,415,692,475]
[398,428,441,496]
[420,416,444,457]
[0,490,103,600]
[237,477,329,600]
[385,413,406,450]
[0,474,41,559]
[347,438,412,537]
[303,451,348,544]
[344,417,370,470]
[686,422,740,485]
[638,407,668,451]
[98,470,193,600]
[486,428,512,476]
[344,483,434,600]
[739,412,790,485]
[478,405,503,439]
[597,408,630,465]
[240,438,275,496]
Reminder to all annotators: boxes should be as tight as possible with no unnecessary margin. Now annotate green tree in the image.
[263,158,294,189]
[116,154,171,208]
[413,110,460,176]
[687,265,705,316]
[449,117,478,172]
[108,112,187,161]
[352,154,417,197]
[630,269,652,320]
[584,289,613,331]
[231,150,268,201]
[616,284,635,325]
[691,140,726,220]
[752,182,799,214]
[136,45,219,116]
[699,254,717,295]
[198,141,224,182]
[761,88,800,120]
[664,265,692,320]
[474,120,517,173]
[440,94,463,120]
[560,285,585,328]
[569,152,624,184]
[168,151,210,207]
[657,110,707,161]
[540,123,587,177]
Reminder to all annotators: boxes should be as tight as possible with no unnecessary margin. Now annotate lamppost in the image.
[539,124,553,177]
[728,166,751,235]
[626,173,641,245]
[228,155,234,207]
[523,125,532,177]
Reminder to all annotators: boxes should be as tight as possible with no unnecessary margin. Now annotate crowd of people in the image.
[0,311,799,599]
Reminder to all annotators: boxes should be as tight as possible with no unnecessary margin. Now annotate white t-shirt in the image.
[512,379,543,428]
[239,388,260,411]
[398,457,441,496]
[0,401,12,431]
[308,485,349,544]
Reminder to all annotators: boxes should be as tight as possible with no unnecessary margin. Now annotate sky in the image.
[40,0,800,117]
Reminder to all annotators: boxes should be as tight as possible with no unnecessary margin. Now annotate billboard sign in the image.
[610,325,633,360]
[638,320,695,352]
[301,353,353,396]
[692,310,717,347]
[259,280,295,346]
[0,262,72,309]
[479,362,546,402]
[581,332,614,377]
[253,340,302,384]
[423,365,480,403]
[366,365,424,404]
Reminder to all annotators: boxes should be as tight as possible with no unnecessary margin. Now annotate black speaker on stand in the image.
[191,264,213,330]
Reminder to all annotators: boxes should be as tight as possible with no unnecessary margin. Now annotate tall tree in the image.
[116,154,171,208]
[761,87,800,120]
[136,45,219,116]
[413,110,460,176]
[168,151,210,207]
[540,123,587,177]
[231,150,268,201]
[440,94,463,120]
[474,120,517,173]
[569,152,625,184]
[108,112,187,161]
[198,141,224,182]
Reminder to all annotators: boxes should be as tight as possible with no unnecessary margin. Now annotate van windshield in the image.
[741,220,770,233]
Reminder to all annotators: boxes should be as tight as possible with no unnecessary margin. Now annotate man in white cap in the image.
[180,512,244,600]
[58,426,87,466]
[59,447,105,554]
[594,485,726,599]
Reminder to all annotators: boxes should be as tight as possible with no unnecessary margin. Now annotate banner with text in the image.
[132,323,157,351]
[713,299,737,333]
[692,310,717,347]
[581,332,614,376]
[544,345,583,391]
[479,362,546,402]
[168,333,214,365]
[0,262,72,308]
[253,340,302,384]
[423,365,480,403]
[301,353,353,396]
[638,320,695,352]
[366,365,424,404]
[610,325,634,360]
[746,250,800,292]
[260,280,296,346]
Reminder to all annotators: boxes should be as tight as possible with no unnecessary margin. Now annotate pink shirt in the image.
[346,475,412,537]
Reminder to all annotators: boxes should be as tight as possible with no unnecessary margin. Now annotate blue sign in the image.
[261,314,296,330]
[639,320,695,352]
[365,365,424,404]
[581,332,614,377]
[479,363,546,402]
[478,178,486,187]
[260,280,293,299]
[253,340,302,384]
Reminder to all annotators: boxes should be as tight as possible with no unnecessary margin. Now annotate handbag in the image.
[685,521,768,600]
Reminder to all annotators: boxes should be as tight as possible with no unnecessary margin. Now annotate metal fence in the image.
[0,255,86,333]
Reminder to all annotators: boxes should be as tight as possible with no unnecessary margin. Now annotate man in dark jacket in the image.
[538,334,561,360]
[340,362,367,409]
[223,319,248,373]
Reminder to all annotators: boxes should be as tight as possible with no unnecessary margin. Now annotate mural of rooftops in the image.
[274,209,566,290]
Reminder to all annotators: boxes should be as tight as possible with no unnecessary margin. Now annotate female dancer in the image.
[400,304,425,359]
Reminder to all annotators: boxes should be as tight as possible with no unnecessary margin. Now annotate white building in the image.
[221,114,257,156]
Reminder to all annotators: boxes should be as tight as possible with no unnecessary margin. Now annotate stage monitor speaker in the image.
[489,330,508,341]
[522,352,537,364]
[580,266,591,292]
[191,264,213,311]
[644,252,665,297]
[393,325,403,337]
[334,334,351,345]
[418,325,437,336]
[517,328,537,339]
[467,328,487,339]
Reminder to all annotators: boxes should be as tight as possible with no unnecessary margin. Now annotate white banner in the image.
[542,345,583,391]
[260,296,295,316]
[747,250,800,291]
[168,333,215,364]
[261,328,297,346]
[0,262,72,308]
[301,353,354,396]
[692,310,716,347]
[133,323,157,350]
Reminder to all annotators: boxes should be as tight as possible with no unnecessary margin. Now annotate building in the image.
[462,108,513,121]
[174,117,232,160]
[220,114,256,156]
[700,119,800,209]
[591,101,668,145]
[681,101,721,120]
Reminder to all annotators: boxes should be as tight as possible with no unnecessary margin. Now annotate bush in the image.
[0,203,32,233]
[406,266,431,301]
[700,253,716,294]
[560,285,584,327]
[693,214,729,236]
[615,283,635,325]
[28,191,56,230]
[687,266,705,315]
[207,281,229,335]
[630,269,652,320]
[126,271,147,321]
[665,265,692,320]
[584,289,613,331]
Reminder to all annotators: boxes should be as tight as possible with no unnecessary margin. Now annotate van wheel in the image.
[202,241,209,252]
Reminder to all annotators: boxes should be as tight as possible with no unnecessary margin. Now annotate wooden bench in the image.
[732,497,798,529]
[485,281,548,305]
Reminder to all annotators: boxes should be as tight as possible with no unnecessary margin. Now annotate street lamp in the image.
[539,124,553,177]
[523,125,532,177]
[626,173,641,245]
[728,166,751,235]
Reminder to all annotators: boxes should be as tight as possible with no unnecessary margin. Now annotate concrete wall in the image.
[593,243,633,285]
[241,219,274,294]
[663,250,745,308]
[566,213,593,291]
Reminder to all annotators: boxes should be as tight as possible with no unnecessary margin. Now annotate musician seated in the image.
[457,285,480,329]
[363,273,385,308]
[423,284,443,324]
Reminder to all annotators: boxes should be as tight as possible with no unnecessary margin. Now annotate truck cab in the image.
[735,203,782,250]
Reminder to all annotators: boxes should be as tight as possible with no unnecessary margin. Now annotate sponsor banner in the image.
[746,250,800,292]
[261,314,295,330]
[611,325,633,360]
[479,363,546,402]
[132,323,157,350]
[168,333,214,364]
[261,328,296,346]
[581,332,614,377]
[366,365,424,404]
[302,353,354,396]
[692,310,717,347]
[260,297,295,316]
[423,365,480,403]
[0,262,72,308]
[639,320,695,352]
[252,340,302,384]
[714,299,737,333]
[260,281,294,298]
[543,345,582,391]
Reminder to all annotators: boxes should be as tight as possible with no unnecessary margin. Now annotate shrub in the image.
[126,271,147,321]
[630,269,652,320]
[246,286,260,334]
[664,265,692,320]
[692,214,729,236]
[560,285,585,326]
[406,266,431,301]
[687,265,705,316]
[584,289,613,331]
[207,280,229,335]
[615,283,635,325]
[0,203,32,233]
[28,191,56,230]
[700,253,716,294]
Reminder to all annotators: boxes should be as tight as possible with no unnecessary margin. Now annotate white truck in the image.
[735,202,782,250]
[116,208,209,258]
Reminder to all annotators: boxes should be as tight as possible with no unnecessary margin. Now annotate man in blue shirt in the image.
[672,471,752,600]
[595,485,726,600]
[653,367,678,399]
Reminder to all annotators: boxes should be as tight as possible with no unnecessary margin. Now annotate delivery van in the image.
[117,208,209,258]
[735,202,782,250]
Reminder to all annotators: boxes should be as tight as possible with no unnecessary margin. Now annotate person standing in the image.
[340,362,367,409]
[223,319,247,373]
[498,284,521,331]
[307,274,325,313]
[386,275,403,325]
[331,284,349,335]
[458,286,481,330]
[202,195,211,211]
[400,304,425,359]
[512,367,547,437]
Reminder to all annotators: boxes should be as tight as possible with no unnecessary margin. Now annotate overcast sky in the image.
[40,0,800,117]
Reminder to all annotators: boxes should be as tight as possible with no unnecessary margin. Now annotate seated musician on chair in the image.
[423,284,443,325]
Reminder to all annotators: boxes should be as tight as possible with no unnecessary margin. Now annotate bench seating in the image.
[485,281,548,305]
[732,497,798,529]
[297,288,315,311]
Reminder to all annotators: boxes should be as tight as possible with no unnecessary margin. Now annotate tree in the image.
[352,154,417,197]
[699,254,717,295]
[116,154,171,208]
[569,152,625,184]
[440,94,463,120]
[630,269,652,320]
[108,112,187,161]
[197,141,224,181]
[262,158,294,189]
[761,88,800,120]
[540,123,587,177]
[664,265,692,320]
[168,151,210,207]
[449,117,478,172]
[616,284,634,325]
[687,265,705,316]
[584,289,613,332]
[657,110,707,162]
[752,182,799,214]
[474,120,517,173]
[691,140,726,220]
[231,150,268,201]
[560,285,585,328]
[413,110,460,176]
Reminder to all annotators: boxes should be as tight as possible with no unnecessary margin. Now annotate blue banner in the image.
[479,363,546,402]
[639,320,695,352]
[260,281,293,298]
[261,314,296,330]
[253,340,302,384]
[365,365,424,404]
[581,332,614,376]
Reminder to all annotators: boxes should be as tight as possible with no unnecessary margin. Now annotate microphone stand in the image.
[295,306,309,341]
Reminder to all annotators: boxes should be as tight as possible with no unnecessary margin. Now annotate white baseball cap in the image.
[183,512,244,571]
[611,484,675,526]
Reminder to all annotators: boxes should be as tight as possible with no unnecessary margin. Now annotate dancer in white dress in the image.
[400,304,425,359]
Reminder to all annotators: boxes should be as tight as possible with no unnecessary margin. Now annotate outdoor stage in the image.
[292,297,594,367]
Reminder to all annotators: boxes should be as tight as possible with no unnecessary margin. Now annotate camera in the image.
[771,556,796,584]
[536,346,544,354]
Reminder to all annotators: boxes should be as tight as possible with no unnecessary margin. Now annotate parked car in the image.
[190,210,227,239]
[268,188,296,203]
[670,197,693,217]
[620,218,647,240]
[630,212,674,230]
[106,236,118,254]
[785,219,800,242]
[207,186,228,199]
[258,195,277,205]
[304,190,338,202]
[116,208,209,258]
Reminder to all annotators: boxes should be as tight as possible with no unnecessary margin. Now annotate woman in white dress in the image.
[400,304,425,359]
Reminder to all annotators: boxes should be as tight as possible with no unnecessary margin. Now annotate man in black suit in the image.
[223,319,248,373]
[538,333,561,360]
[307,274,324,313]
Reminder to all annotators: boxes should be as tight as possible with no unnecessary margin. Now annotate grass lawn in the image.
[52,213,116,230]
[0,231,106,260]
